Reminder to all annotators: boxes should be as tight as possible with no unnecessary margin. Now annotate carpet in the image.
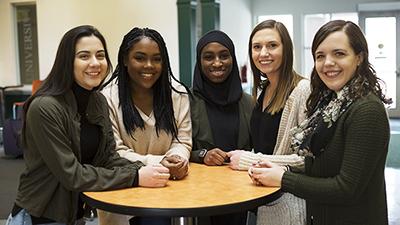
[0,149,25,218]
[386,133,400,168]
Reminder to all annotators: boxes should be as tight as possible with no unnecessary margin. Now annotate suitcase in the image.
[3,104,24,157]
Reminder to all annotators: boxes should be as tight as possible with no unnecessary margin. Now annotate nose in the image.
[260,46,270,57]
[212,57,223,67]
[144,59,154,68]
[324,55,335,66]
[89,56,100,66]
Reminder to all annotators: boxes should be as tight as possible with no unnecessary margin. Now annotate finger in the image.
[210,153,225,164]
[251,167,269,174]
[155,166,170,174]
[157,172,171,179]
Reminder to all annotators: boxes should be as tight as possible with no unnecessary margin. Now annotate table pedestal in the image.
[171,217,193,225]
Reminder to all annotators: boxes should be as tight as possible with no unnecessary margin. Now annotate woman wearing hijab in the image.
[189,30,254,225]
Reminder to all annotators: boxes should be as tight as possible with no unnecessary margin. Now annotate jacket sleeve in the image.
[281,99,389,205]
[26,97,139,192]
[239,151,305,170]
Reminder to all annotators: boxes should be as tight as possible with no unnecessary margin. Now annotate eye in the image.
[335,51,345,57]
[96,52,106,60]
[267,43,278,49]
[153,55,162,63]
[134,55,145,61]
[315,54,325,60]
[78,54,89,60]
[220,52,231,60]
[252,44,261,51]
[202,54,214,61]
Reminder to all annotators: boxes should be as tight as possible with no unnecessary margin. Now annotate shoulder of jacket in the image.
[241,92,255,106]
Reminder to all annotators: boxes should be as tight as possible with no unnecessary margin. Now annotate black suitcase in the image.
[3,104,24,157]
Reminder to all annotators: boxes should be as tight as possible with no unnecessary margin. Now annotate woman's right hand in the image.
[203,148,227,166]
[138,165,170,187]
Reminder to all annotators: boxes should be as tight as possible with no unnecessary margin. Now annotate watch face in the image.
[199,149,207,158]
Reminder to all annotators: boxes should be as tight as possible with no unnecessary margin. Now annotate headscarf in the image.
[193,30,242,106]
[192,30,243,151]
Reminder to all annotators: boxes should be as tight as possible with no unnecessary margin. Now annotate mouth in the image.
[209,70,226,77]
[259,60,273,65]
[141,73,156,79]
[85,71,101,77]
[324,70,341,78]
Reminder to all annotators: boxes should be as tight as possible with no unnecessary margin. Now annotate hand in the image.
[226,150,247,170]
[160,155,188,180]
[138,164,170,188]
[248,160,285,187]
[203,148,227,166]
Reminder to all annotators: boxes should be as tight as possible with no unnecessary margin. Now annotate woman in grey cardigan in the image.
[249,20,391,225]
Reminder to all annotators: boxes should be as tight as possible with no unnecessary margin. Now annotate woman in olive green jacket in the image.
[6,25,170,225]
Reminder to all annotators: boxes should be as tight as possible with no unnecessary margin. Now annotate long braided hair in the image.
[103,27,188,139]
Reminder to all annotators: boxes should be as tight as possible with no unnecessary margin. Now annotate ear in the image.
[123,57,128,67]
[356,53,364,66]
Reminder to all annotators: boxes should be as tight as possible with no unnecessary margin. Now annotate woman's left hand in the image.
[160,155,189,180]
[248,160,285,187]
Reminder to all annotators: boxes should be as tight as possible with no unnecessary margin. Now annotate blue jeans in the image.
[6,209,66,225]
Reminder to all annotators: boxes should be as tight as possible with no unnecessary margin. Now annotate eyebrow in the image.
[76,49,105,55]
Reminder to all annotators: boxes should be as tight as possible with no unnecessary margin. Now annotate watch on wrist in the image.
[198,149,208,162]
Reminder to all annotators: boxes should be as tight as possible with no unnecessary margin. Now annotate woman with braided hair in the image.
[99,27,192,225]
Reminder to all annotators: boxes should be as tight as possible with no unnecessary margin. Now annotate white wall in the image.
[0,0,179,86]
[220,0,252,68]
[251,0,400,74]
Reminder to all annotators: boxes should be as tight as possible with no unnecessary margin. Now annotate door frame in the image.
[358,10,400,118]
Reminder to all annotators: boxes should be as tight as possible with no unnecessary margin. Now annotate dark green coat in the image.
[190,91,254,163]
[282,94,389,225]
[16,90,143,225]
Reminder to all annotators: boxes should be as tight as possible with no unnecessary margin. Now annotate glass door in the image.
[359,11,400,118]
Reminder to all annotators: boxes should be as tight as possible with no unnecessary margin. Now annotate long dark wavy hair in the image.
[22,25,112,137]
[102,27,188,139]
[307,20,392,116]
[248,20,303,114]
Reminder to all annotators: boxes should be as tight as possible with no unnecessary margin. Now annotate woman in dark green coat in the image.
[249,20,392,225]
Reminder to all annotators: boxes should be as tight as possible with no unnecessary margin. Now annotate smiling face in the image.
[251,28,283,77]
[73,35,108,90]
[125,37,162,93]
[200,42,233,83]
[314,31,363,92]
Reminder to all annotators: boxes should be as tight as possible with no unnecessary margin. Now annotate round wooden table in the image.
[82,163,281,225]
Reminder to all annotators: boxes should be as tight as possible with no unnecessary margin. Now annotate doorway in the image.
[359,10,400,118]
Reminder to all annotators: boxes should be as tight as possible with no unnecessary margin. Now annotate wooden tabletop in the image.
[82,163,281,217]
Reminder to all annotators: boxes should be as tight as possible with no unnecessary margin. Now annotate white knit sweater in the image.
[241,79,310,225]
[101,81,192,165]
[238,79,310,171]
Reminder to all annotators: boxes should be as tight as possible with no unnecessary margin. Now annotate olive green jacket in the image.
[16,90,143,225]
[190,91,254,163]
[282,94,389,225]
